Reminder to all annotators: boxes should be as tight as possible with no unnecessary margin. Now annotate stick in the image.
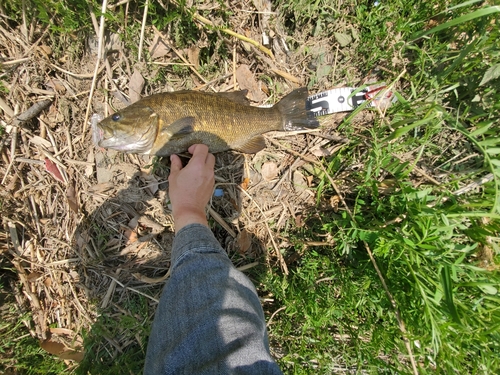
[238,187,289,275]
[193,13,274,59]
[83,0,108,138]
[137,0,149,62]
[208,206,236,237]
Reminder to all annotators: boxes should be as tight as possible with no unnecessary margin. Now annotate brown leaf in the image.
[44,158,64,183]
[40,340,84,362]
[40,340,65,355]
[236,229,252,254]
[330,195,340,212]
[44,277,52,287]
[129,70,145,104]
[236,64,266,102]
[123,228,138,245]
[261,162,279,181]
[240,177,250,191]
[38,45,52,56]
[149,34,170,59]
[66,184,78,213]
[187,45,200,70]
[293,171,307,193]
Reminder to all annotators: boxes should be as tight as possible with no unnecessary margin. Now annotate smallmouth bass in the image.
[94,88,319,156]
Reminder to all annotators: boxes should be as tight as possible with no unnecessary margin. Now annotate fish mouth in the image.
[95,121,157,154]
[91,113,105,146]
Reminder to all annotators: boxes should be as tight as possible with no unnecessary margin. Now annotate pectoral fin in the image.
[234,135,266,154]
[161,117,195,139]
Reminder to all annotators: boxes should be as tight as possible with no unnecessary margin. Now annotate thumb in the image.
[169,154,183,175]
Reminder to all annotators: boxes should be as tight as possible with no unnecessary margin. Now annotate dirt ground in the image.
[0,0,377,363]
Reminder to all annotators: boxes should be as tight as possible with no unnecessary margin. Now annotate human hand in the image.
[168,144,215,233]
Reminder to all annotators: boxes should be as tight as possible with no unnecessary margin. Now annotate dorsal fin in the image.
[216,90,250,105]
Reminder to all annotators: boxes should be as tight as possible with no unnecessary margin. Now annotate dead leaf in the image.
[44,277,52,287]
[295,214,304,227]
[46,79,66,94]
[330,195,340,212]
[236,229,252,254]
[38,45,52,57]
[306,175,314,187]
[123,228,138,245]
[261,162,279,181]
[85,148,94,178]
[149,34,170,59]
[187,45,200,70]
[236,64,266,102]
[129,69,145,103]
[44,158,64,183]
[334,32,352,47]
[240,177,250,191]
[293,171,307,193]
[40,339,84,361]
[29,136,52,149]
[66,183,78,213]
[69,270,80,282]
[88,182,115,194]
[40,340,65,355]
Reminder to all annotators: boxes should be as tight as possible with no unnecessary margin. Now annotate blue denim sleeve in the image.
[144,223,283,375]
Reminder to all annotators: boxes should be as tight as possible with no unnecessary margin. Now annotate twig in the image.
[83,0,109,138]
[104,273,159,303]
[192,13,274,59]
[1,57,30,66]
[238,187,289,275]
[50,63,104,79]
[137,0,149,62]
[208,206,236,237]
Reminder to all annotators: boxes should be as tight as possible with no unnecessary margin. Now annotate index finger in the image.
[188,144,209,164]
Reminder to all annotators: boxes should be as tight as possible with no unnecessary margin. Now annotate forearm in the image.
[144,224,282,375]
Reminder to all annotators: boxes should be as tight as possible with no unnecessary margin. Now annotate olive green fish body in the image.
[96,88,318,156]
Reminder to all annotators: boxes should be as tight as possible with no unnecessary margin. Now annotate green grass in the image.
[259,1,500,373]
[0,279,68,375]
[2,0,500,374]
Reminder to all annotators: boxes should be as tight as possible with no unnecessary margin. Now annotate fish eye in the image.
[112,113,121,121]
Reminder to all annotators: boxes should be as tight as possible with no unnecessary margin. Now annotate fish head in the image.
[95,105,159,154]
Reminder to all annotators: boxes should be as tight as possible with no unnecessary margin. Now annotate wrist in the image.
[173,207,208,233]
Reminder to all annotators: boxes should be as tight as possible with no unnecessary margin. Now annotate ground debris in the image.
[0,1,369,361]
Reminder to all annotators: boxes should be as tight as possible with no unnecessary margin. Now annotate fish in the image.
[94,87,319,156]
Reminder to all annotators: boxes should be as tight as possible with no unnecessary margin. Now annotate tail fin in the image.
[275,88,320,130]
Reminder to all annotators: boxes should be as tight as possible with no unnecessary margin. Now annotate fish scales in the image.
[95,88,318,156]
